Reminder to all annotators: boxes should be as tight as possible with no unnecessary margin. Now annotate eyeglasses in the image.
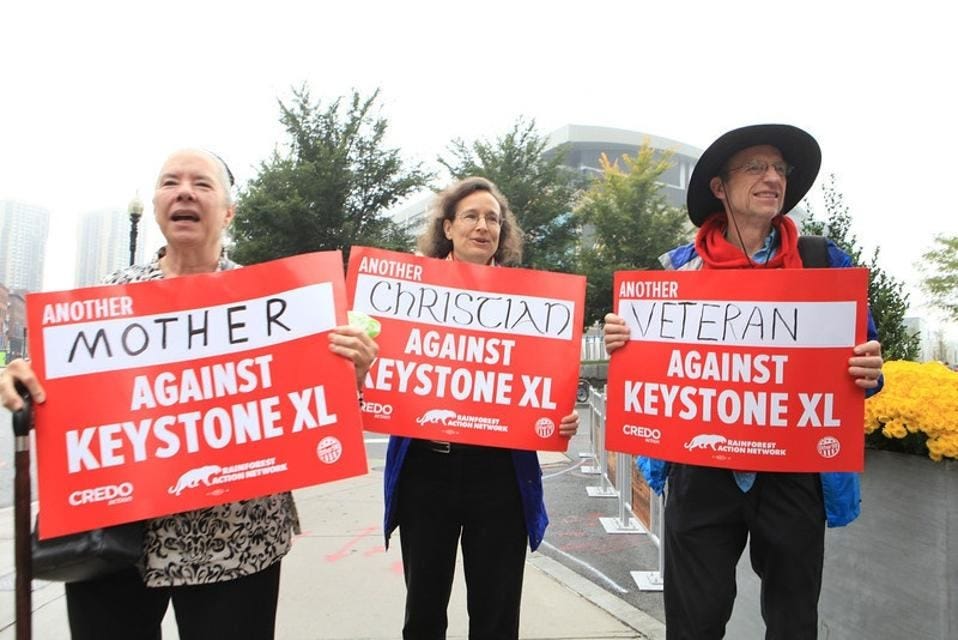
[455,212,501,228]
[729,159,794,178]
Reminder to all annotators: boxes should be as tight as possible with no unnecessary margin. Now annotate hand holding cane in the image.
[12,381,33,640]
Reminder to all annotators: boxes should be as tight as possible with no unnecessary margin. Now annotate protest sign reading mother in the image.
[346,246,585,451]
[605,267,869,472]
[27,252,367,538]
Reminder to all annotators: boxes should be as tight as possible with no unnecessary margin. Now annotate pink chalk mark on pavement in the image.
[325,525,378,562]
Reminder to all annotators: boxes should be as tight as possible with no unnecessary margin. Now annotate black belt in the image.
[411,439,500,456]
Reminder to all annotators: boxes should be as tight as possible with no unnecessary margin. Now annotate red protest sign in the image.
[27,252,367,538]
[605,268,869,472]
[346,247,585,451]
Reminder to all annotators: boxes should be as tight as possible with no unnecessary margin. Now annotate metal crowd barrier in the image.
[598,449,646,535]
[584,386,641,532]
[583,385,614,492]
[632,490,665,592]
[580,385,601,476]
[579,335,610,362]
[582,383,665,590]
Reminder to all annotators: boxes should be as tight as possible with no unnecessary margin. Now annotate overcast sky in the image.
[2,1,955,329]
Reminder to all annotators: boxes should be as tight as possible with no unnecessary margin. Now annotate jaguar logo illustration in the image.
[416,409,457,426]
[168,465,222,496]
[683,434,728,451]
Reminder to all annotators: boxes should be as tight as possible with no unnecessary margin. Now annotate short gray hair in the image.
[205,150,235,206]
[158,148,235,206]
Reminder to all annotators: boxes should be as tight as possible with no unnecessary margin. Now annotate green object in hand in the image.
[348,310,382,338]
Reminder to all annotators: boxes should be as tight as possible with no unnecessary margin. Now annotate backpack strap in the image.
[797,235,830,268]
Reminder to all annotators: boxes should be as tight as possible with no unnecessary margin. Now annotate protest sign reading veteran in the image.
[346,246,585,451]
[605,268,869,472]
[27,252,367,538]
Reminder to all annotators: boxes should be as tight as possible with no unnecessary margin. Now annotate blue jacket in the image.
[383,436,549,550]
[641,238,883,527]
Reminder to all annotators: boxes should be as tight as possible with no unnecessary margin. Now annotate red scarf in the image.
[694,213,803,269]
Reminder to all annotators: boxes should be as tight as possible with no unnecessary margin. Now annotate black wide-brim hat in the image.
[686,124,822,227]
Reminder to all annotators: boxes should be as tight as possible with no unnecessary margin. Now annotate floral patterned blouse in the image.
[104,247,300,587]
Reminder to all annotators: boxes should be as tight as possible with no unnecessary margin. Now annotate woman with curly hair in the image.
[382,176,579,639]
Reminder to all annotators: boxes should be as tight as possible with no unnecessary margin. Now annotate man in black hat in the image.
[603,124,884,639]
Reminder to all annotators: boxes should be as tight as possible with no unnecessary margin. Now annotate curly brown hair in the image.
[416,176,524,266]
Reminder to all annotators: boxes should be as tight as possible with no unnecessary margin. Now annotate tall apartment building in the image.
[0,199,50,292]
[75,208,145,287]
[0,282,8,364]
[0,284,27,362]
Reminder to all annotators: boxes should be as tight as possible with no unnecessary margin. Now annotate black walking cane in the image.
[12,381,33,640]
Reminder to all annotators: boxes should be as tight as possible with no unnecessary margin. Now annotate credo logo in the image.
[535,418,555,438]
[68,482,134,506]
[317,436,343,464]
[361,401,393,418]
[817,436,841,459]
[623,424,662,440]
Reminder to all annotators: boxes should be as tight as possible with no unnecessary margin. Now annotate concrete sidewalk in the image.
[0,452,664,639]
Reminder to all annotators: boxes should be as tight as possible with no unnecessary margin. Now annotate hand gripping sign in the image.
[605,267,869,472]
[26,252,367,538]
[346,247,585,451]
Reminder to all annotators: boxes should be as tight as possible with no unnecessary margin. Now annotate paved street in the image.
[2,399,956,638]
[0,405,14,510]
[552,409,958,639]
[0,405,39,512]
[0,410,663,639]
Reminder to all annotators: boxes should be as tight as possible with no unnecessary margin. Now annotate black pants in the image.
[397,442,529,640]
[663,465,825,640]
[64,560,282,640]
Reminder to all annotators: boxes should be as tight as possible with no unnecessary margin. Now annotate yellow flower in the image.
[865,360,958,461]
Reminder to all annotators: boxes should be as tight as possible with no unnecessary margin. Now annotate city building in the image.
[75,208,145,287]
[1,287,27,362]
[904,315,958,364]
[385,192,435,239]
[0,199,50,292]
[385,124,703,237]
[0,282,8,364]
[545,124,702,208]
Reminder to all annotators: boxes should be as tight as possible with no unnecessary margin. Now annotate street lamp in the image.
[128,194,144,266]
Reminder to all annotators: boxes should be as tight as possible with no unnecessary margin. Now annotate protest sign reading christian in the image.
[605,267,869,472]
[346,246,585,451]
[27,252,367,538]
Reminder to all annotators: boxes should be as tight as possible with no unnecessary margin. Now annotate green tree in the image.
[439,118,584,272]
[920,234,958,321]
[231,86,431,265]
[575,147,690,325]
[803,174,920,361]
